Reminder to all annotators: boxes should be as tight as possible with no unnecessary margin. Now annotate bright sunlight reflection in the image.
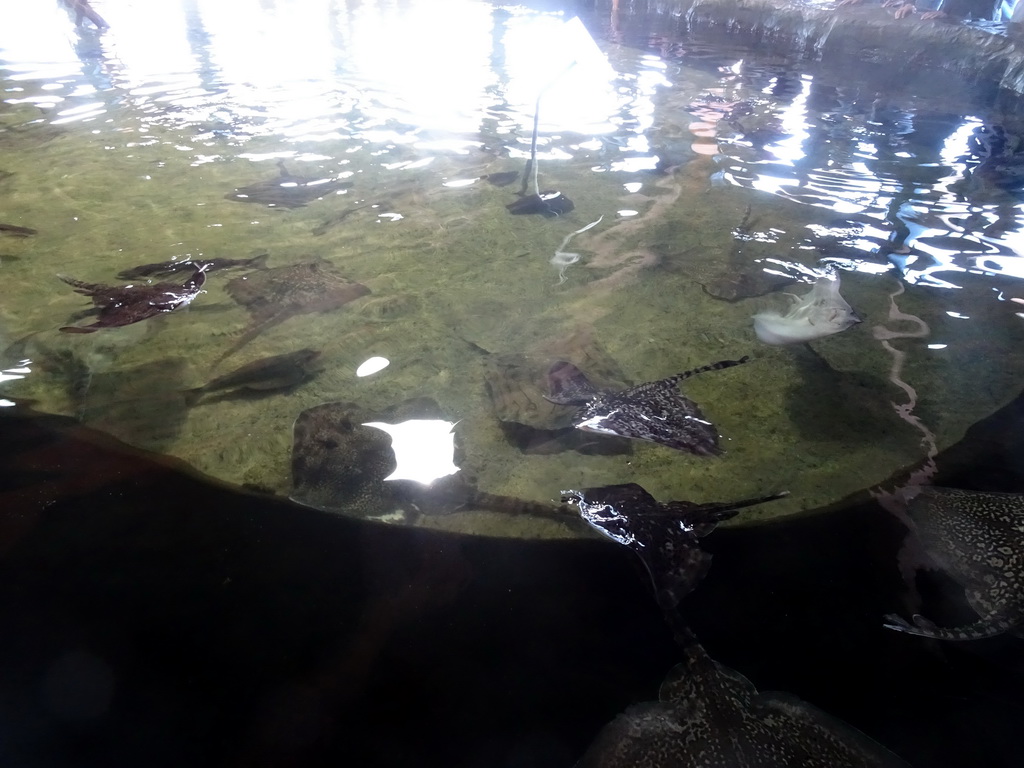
[362,420,460,486]
[1,1,617,143]
[502,14,617,135]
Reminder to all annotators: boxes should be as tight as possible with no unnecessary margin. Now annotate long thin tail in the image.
[664,355,751,387]
[883,610,1020,641]
[461,489,583,527]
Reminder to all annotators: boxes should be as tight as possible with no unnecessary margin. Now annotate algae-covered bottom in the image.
[3,1,1024,537]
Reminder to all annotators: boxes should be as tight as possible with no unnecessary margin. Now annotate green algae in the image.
[4,37,1024,539]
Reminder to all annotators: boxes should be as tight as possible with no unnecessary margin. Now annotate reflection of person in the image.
[61,0,109,30]
[836,0,999,20]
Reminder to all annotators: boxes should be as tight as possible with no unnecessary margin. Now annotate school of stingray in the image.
[28,160,1024,767]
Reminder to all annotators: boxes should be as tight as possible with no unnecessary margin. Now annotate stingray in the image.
[506,190,574,217]
[576,640,909,767]
[753,275,861,345]
[225,160,353,208]
[884,486,1024,641]
[185,348,321,405]
[117,252,267,280]
[479,328,633,455]
[58,268,206,333]
[562,483,786,610]
[546,356,750,455]
[291,398,569,523]
[220,261,369,360]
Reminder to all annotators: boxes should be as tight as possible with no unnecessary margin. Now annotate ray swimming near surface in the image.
[562,482,786,610]
[575,639,909,767]
[546,357,750,455]
[58,268,207,333]
[753,275,861,345]
[117,252,268,281]
[884,486,1024,641]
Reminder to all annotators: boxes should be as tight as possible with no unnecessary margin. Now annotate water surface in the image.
[3,0,1024,532]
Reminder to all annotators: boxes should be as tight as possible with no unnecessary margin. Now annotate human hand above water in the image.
[882,0,918,18]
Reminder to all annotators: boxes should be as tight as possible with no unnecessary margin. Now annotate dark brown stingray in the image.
[58,268,206,333]
[546,357,750,455]
[220,261,369,360]
[562,483,785,610]
[290,398,567,523]
[506,190,574,217]
[576,640,909,768]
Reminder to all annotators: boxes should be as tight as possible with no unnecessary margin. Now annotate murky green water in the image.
[3,0,1024,535]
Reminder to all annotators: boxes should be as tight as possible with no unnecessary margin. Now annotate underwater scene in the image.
[4,0,1024,534]
[4,2,1024,766]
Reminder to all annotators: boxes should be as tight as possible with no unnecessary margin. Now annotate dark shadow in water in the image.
[0,411,677,768]
[2,392,1024,766]
[783,345,917,450]
[76,358,191,452]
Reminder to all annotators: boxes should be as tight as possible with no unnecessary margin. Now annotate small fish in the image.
[547,357,750,455]
[563,483,786,610]
[0,223,37,237]
[753,275,861,345]
[117,252,268,280]
[186,348,322,405]
[506,190,575,217]
[225,160,352,208]
[59,268,206,333]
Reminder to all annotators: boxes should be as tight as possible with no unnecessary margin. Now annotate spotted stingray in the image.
[562,483,786,610]
[884,486,1024,641]
[546,356,750,455]
[291,397,568,523]
[219,261,369,361]
[576,639,909,767]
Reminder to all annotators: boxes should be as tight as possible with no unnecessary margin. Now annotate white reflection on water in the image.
[363,419,459,486]
[3,0,1023,293]
[0,0,622,146]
